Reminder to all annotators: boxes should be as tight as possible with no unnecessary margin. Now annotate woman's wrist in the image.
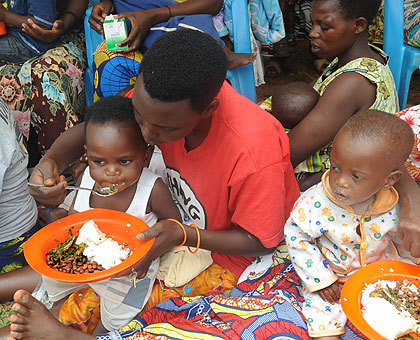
[165,219,201,252]
[145,7,172,26]
[61,11,76,32]
[163,219,187,247]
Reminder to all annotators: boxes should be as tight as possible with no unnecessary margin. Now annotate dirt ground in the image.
[256,40,420,109]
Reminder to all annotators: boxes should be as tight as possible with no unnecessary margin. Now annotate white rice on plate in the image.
[361,279,420,340]
[76,219,131,270]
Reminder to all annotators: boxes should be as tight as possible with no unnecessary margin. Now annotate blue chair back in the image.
[225,0,257,102]
[84,0,256,106]
[84,6,103,107]
[383,0,420,109]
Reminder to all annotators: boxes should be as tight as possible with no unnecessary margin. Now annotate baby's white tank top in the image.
[73,167,159,226]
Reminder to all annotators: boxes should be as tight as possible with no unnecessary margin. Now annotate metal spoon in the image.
[28,182,119,197]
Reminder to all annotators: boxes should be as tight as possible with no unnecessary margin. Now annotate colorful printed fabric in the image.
[95,240,368,340]
[394,104,420,180]
[404,0,420,48]
[93,16,219,100]
[93,0,221,101]
[368,2,384,46]
[0,223,39,273]
[142,262,238,313]
[93,41,143,100]
[366,1,420,48]
[305,45,399,173]
[59,287,101,334]
[0,30,86,155]
[59,262,237,333]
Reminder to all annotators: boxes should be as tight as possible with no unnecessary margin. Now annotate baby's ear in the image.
[142,145,153,168]
[382,170,403,190]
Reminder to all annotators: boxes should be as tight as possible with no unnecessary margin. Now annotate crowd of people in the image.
[1,0,420,340]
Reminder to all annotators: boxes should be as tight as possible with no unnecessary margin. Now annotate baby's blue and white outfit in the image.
[284,171,417,337]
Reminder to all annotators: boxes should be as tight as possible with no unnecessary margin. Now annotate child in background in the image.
[0,0,57,63]
[271,81,319,130]
[42,96,182,335]
[271,81,321,191]
[285,110,415,339]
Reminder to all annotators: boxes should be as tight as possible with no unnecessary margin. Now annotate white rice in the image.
[361,280,418,340]
[76,220,130,270]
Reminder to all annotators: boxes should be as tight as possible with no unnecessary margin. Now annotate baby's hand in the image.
[318,281,341,304]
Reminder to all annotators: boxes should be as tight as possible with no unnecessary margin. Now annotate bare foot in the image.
[224,47,256,69]
[8,290,94,340]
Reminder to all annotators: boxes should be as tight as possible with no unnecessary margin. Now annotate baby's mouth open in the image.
[102,181,126,189]
[334,191,348,201]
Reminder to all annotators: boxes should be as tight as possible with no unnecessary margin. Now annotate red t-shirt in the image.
[127,82,299,276]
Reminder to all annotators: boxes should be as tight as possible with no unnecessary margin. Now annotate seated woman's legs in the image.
[0,267,40,302]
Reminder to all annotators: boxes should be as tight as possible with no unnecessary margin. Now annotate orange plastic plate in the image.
[341,259,420,340]
[24,208,154,283]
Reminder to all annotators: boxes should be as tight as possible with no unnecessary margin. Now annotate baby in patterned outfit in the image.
[285,109,415,339]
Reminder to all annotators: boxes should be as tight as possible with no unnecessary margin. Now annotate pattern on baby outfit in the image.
[285,171,400,337]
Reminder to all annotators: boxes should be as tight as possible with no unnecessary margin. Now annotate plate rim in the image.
[341,259,420,340]
[24,208,154,282]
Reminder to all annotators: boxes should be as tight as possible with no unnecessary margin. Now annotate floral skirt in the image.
[0,30,86,155]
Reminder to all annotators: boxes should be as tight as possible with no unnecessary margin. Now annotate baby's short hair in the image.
[315,0,381,26]
[85,96,136,126]
[84,96,146,146]
[341,109,414,170]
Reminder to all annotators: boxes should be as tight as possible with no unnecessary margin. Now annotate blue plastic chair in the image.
[83,0,256,106]
[383,0,420,109]
[84,6,103,107]
[225,0,257,102]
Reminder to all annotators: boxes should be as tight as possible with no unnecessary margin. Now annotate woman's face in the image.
[132,75,203,146]
[309,0,357,59]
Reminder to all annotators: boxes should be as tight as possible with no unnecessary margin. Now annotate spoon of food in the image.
[28,182,119,197]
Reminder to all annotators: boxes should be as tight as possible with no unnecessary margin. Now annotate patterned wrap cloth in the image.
[92,0,226,101]
[404,0,420,47]
[59,262,238,333]
[93,240,369,340]
[0,223,39,273]
[0,30,86,155]
[367,0,420,48]
[57,240,370,340]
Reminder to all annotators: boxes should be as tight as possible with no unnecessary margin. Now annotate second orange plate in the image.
[341,259,420,340]
[24,208,154,282]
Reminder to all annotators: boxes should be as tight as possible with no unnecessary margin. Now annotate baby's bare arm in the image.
[149,178,182,222]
